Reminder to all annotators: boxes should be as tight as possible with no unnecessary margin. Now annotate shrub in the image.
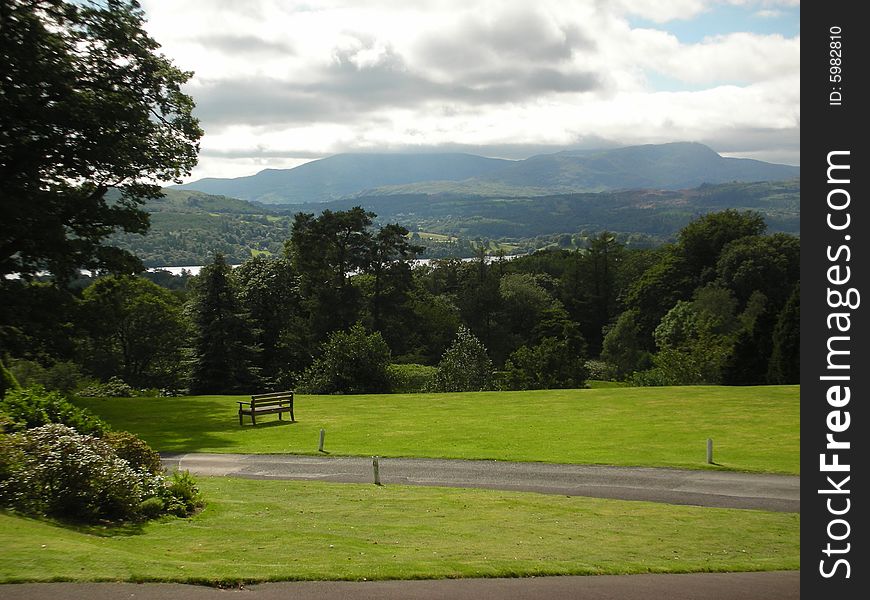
[0,386,108,435]
[0,424,204,523]
[77,376,136,398]
[5,358,88,395]
[429,326,493,392]
[103,430,163,474]
[585,359,617,382]
[0,424,150,521]
[160,470,204,517]
[502,338,588,390]
[1,359,21,399]
[297,324,391,394]
[386,363,437,393]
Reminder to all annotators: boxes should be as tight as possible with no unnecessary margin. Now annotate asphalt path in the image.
[161,453,800,512]
[0,571,800,600]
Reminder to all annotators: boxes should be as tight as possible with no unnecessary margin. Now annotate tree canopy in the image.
[0,0,202,282]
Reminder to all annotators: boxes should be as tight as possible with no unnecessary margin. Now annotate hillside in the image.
[278,179,800,240]
[173,143,800,205]
[110,189,293,266]
[114,180,799,266]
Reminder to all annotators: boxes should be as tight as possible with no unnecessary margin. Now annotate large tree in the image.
[0,0,201,282]
[77,275,186,387]
[187,254,259,394]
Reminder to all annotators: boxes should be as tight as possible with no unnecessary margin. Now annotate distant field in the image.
[75,386,799,474]
[0,478,800,584]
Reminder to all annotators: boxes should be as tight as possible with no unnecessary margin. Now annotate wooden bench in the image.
[238,391,295,425]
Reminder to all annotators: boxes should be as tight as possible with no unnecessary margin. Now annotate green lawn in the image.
[0,477,800,584]
[75,386,799,474]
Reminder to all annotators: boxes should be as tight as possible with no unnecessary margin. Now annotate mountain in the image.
[174,143,800,204]
[172,153,511,204]
[478,142,800,191]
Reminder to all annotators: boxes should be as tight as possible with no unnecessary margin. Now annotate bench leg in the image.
[239,411,243,426]
[291,406,295,422]
[278,412,283,421]
[251,413,256,426]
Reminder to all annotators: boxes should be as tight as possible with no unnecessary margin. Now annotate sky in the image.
[138,0,800,183]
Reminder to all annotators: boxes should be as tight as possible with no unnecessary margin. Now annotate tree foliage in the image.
[503,337,588,390]
[186,254,259,394]
[77,275,186,387]
[430,325,494,392]
[0,0,202,282]
[297,324,391,395]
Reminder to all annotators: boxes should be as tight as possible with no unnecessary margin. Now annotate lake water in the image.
[147,255,520,277]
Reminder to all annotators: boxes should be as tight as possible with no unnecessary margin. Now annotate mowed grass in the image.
[75,386,799,474]
[0,477,799,584]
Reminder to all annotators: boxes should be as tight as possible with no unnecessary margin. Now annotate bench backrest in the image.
[251,391,294,402]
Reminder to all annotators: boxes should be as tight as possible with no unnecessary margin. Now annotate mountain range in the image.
[173,142,800,205]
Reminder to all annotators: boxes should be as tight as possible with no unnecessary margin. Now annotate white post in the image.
[318,428,325,452]
[373,456,382,486]
[706,438,713,464]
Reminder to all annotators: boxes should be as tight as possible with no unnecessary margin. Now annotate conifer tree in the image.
[187,254,259,393]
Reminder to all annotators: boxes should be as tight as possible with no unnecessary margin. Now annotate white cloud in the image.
[138,0,799,181]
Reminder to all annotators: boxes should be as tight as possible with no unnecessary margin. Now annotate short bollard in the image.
[373,456,382,486]
[706,438,714,464]
[318,428,325,453]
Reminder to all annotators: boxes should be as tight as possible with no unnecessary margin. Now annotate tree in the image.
[430,325,494,392]
[286,208,374,340]
[677,209,766,283]
[297,324,391,394]
[648,286,741,385]
[187,254,259,394]
[767,283,800,384]
[0,0,202,282]
[601,309,652,379]
[77,275,186,387]
[715,233,800,309]
[503,337,588,390]
[366,223,422,353]
[232,256,306,388]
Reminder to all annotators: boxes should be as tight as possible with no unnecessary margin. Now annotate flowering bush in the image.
[0,424,203,522]
[0,424,150,521]
[77,376,136,398]
[103,430,164,475]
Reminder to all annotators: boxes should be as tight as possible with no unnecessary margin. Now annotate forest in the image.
[1,206,799,397]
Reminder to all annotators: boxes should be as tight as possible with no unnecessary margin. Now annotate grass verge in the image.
[75,386,799,474]
[0,477,799,584]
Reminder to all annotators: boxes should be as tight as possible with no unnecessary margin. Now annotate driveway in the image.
[161,453,800,512]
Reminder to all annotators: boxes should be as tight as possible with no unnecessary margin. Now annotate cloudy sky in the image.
[138,0,800,183]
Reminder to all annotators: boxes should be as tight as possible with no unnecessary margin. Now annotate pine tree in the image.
[187,254,259,394]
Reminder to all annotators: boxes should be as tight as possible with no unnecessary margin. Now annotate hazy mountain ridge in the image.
[173,142,800,204]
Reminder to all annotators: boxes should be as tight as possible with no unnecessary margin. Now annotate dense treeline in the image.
[0,208,799,395]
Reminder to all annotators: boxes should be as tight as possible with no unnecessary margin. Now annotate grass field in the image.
[0,477,800,584]
[75,385,799,474]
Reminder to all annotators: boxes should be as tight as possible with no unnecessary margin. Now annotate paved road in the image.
[161,453,800,512]
[0,571,800,600]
